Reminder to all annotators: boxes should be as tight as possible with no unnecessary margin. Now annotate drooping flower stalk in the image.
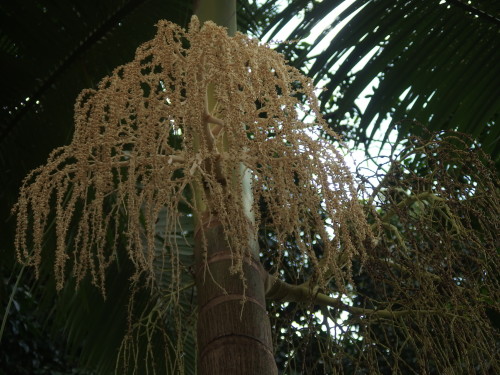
[13,17,371,373]
[14,17,368,294]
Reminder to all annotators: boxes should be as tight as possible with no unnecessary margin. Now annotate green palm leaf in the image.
[263,0,500,161]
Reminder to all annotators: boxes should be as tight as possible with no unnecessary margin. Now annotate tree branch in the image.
[263,273,463,320]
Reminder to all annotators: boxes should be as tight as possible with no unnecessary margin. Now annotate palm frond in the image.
[263,0,500,162]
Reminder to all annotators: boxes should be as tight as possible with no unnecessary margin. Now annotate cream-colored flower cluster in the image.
[13,17,369,293]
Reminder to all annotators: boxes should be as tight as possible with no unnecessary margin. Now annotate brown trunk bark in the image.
[194,217,277,374]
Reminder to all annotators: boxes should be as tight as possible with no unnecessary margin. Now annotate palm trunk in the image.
[193,1,277,373]
[194,217,277,374]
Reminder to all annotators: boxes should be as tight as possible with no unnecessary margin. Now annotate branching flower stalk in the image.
[13,17,373,374]
[13,17,368,318]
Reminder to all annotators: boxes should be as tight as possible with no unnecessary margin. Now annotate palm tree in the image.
[1,1,498,374]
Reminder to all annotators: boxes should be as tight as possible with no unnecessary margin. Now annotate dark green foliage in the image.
[0,266,93,375]
[263,0,500,163]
